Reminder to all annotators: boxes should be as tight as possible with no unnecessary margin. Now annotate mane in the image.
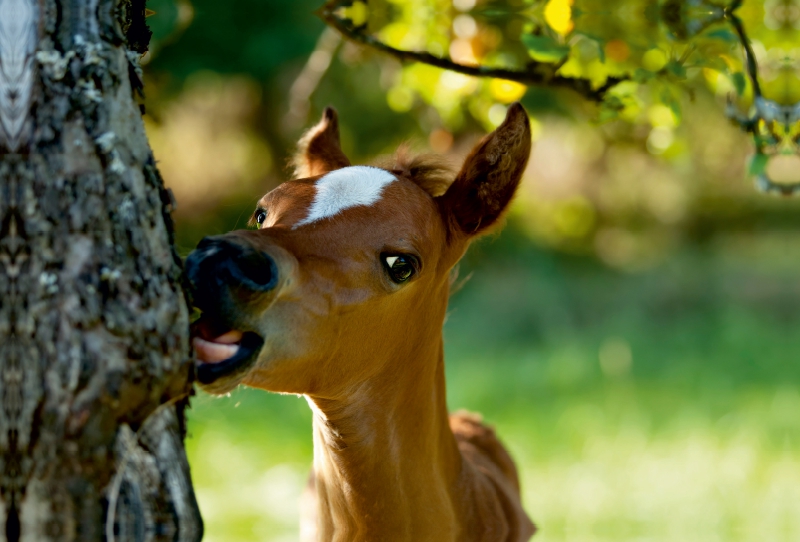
[374,145,456,198]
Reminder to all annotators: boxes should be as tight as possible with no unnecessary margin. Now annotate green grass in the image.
[186,231,800,541]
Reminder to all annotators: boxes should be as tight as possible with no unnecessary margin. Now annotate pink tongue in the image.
[193,330,244,364]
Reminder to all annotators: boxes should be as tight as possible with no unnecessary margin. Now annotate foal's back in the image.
[450,412,535,541]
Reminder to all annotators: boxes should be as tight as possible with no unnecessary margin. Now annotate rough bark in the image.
[0,0,202,540]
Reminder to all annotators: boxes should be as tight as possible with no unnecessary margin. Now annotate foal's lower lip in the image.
[193,330,264,387]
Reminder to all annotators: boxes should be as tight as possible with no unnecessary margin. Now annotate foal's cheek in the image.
[239,315,326,391]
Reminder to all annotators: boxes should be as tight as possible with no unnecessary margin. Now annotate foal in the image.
[185,103,535,541]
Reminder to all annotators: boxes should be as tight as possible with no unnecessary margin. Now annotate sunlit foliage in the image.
[324,0,799,192]
[311,0,800,257]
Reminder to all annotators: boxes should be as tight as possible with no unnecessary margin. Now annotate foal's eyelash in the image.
[247,209,265,228]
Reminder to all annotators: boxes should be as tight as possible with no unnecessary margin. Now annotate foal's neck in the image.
[306,339,463,540]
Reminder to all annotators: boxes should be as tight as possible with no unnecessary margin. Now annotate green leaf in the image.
[598,105,621,123]
[577,33,606,63]
[731,72,746,96]
[597,93,629,123]
[704,28,739,43]
[691,56,728,71]
[608,81,639,97]
[753,134,777,149]
[665,60,687,79]
[633,68,655,83]
[589,38,605,63]
[522,35,571,64]
[748,153,769,176]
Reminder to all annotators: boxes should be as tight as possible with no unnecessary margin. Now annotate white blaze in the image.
[295,166,396,227]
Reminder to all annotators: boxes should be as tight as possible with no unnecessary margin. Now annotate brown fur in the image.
[193,104,535,541]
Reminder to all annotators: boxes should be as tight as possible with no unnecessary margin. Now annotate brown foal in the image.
[185,103,535,541]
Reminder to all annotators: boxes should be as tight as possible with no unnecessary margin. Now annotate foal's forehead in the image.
[296,166,397,227]
[262,166,438,231]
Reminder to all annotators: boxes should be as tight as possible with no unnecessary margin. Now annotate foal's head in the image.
[186,104,531,396]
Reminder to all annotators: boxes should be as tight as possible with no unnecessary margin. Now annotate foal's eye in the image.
[255,209,267,226]
[383,255,418,284]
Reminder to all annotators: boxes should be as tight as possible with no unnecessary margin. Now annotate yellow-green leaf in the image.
[522,35,571,63]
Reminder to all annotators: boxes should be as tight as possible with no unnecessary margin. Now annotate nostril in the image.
[186,237,278,294]
[227,249,277,292]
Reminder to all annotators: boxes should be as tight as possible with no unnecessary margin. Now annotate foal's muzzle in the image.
[185,236,277,390]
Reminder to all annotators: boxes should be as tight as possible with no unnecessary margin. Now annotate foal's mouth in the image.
[192,317,264,386]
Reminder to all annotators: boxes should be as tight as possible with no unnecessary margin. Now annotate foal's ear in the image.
[437,102,531,237]
[291,107,351,179]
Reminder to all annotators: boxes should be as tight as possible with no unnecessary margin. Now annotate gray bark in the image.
[0,0,202,540]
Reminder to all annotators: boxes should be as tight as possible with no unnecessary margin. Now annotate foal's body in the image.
[186,104,535,541]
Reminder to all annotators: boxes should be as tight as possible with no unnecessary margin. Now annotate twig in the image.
[317,1,626,103]
[284,26,342,132]
[726,12,762,97]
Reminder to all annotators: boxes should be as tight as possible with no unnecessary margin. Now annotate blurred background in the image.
[141,0,800,540]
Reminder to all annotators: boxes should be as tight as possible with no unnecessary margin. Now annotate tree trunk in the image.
[0,0,202,540]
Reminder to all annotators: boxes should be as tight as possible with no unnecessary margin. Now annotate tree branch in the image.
[317,1,626,103]
[726,11,762,97]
